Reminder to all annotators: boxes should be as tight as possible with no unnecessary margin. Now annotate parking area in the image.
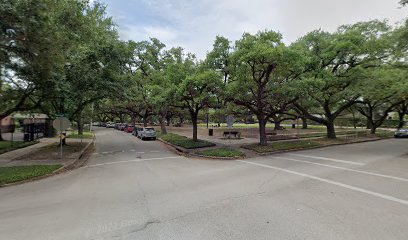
[0,128,407,240]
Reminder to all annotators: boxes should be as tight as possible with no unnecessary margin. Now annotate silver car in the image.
[394,129,408,138]
[138,127,156,140]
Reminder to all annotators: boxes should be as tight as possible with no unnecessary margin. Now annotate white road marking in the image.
[238,160,408,206]
[135,152,145,154]
[101,152,110,154]
[276,157,408,182]
[287,153,364,166]
[88,156,179,167]
[129,149,136,152]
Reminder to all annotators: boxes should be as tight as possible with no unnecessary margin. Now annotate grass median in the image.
[0,141,38,155]
[195,148,244,158]
[67,130,94,139]
[160,133,216,149]
[0,165,62,185]
[243,140,321,153]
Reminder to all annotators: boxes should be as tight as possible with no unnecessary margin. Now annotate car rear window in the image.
[145,128,155,131]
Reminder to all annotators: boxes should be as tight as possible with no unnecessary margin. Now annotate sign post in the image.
[52,117,71,160]
[226,115,234,143]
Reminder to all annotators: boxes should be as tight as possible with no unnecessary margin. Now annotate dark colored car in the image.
[119,123,127,131]
[394,129,408,138]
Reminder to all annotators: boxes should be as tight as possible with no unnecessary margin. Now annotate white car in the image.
[106,122,115,128]
[138,127,156,140]
[394,129,408,138]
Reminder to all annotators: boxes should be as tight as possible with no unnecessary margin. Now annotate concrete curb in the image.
[157,138,189,154]
[189,152,245,160]
[0,137,96,188]
[242,137,387,156]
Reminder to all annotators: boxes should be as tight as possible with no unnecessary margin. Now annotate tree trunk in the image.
[143,114,148,127]
[301,117,308,129]
[160,115,167,135]
[326,120,336,139]
[398,111,405,129]
[77,111,83,136]
[370,125,377,134]
[0,128,4,141]
[274,120,281,130]
[258,116,267,146]
[366,119,372,129]
[192,114,198,141]
[166,116,171,126]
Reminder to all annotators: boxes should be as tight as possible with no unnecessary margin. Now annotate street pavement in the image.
[0,127,407,240]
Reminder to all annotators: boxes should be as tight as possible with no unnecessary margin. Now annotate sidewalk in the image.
[0,138,92,167]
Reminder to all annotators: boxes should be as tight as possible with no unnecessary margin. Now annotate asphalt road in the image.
[1,128,408,240]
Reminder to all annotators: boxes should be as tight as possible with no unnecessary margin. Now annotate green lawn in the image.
[0,165,62,185]
[0,141,38,155]
[374,130,395,138]
[160,133,216,149]
[243,140,321,153]
[195,148,244,158]
[67,130,94,139]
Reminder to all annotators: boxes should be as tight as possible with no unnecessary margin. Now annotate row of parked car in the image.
[103,122,157,140]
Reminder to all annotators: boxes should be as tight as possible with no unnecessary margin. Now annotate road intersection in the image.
[1,128,407,240]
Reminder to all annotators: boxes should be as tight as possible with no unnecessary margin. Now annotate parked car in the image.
[106,122,115,128]
[119,123,127,131]
[132,127,142,136]
[138,127,156,140]
[394,129,408,138]
[124,125,134,133]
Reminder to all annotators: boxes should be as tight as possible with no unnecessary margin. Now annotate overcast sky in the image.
[97,0,407,59]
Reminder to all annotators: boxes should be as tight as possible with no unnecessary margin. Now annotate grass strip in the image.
[0,141,38,155]
[0,165,62,185]
[243,140,321,153]
[67,131,94,139]
[195,148,244,158]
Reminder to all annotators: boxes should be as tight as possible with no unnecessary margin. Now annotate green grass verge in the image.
[195,148,244,158]
[375,130,395,138]
[243,140,321,153]
[0,165,62,185]
[67,131,94,139]
[0,141,38,155]
[160,133,216,149]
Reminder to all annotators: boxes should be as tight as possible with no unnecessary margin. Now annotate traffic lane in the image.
[90,157,408,240]
[288,138,408,167]
[0,155,189,239]
[88,127,175,166]
[243,140,408,204]
[1,152,408,240]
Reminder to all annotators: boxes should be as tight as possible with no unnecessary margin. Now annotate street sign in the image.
[52,117,71,131]
[226,115,234,129]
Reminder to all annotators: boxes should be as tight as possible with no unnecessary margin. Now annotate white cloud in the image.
[107,0,407,59]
